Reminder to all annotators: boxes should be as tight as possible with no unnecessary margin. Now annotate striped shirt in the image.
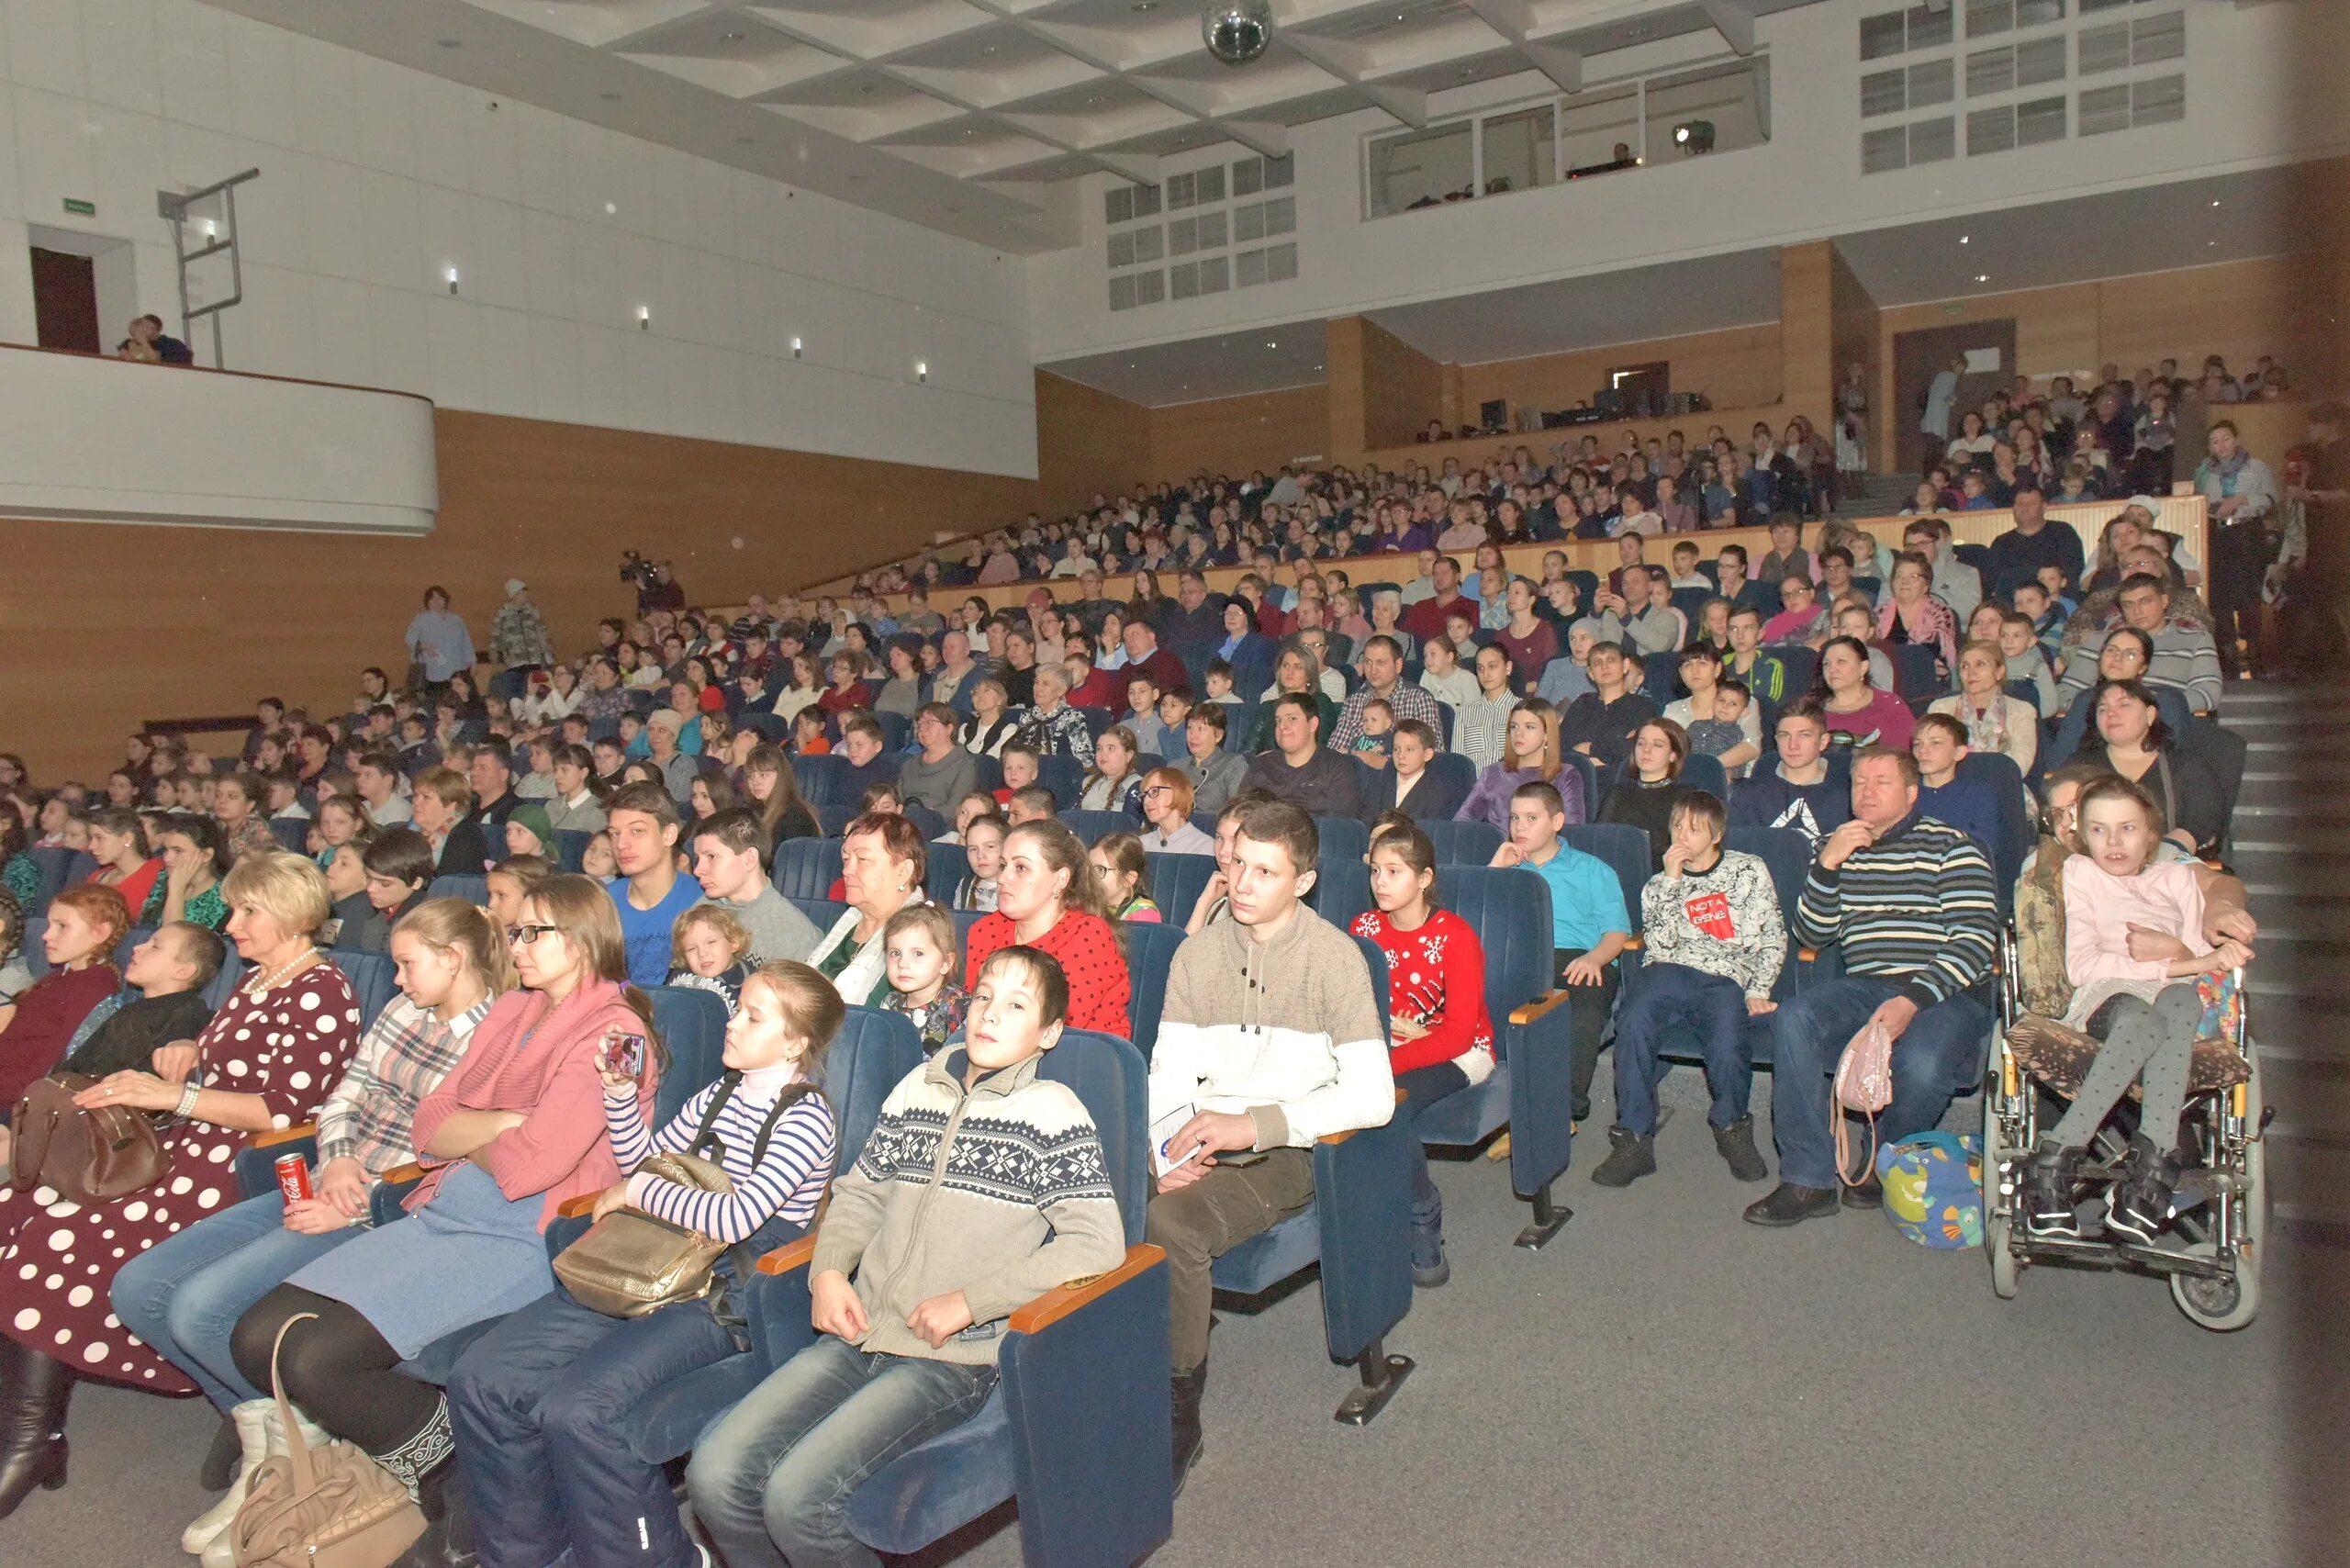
[2058,622,2222,714]
[316,993,492,1172]
[1794,813,1997,1008]
[607,1071,835,1241]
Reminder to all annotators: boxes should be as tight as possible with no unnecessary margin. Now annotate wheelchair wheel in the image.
[1982,1070,2020,1300]
[2169,1056,2265,1332]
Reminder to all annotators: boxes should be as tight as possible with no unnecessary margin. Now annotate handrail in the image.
[0,339,435,405]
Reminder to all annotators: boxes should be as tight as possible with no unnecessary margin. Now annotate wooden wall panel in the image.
[1830,241,1880,421]
[1777,241,1837,432]
[1325,315,1370,465]
[1035,371,1148,516]
[2093,256,2327,385]
[1359,319,1446,452]
[1,409,1040,779]
[1456,323,1784,421]
[1147,384,1330,480]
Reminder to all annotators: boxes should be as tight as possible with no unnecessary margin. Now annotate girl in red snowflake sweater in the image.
[1350,822,1494,1287]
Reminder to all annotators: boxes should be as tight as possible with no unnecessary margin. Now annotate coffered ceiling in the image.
[205,0,1827,251]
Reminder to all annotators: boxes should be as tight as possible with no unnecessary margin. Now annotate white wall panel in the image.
[82,0,162,118]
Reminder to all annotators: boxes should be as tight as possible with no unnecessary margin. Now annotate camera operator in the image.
[621,552,685,614]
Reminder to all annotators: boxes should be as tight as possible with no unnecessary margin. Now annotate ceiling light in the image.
[604,201,618,214]
[636,305,651,329]
[1133,1,1159,9]
[2211,199,2221,207]
[445,265,459,295]
[790,337,802,356]
[1266,340,1277,348]
[719,30,745,42]
[1959,235,1969,243]
[915,361,928,381]
[1975,274,1989,284]
[1459,66,1476,78]
[1673,119,1715,154]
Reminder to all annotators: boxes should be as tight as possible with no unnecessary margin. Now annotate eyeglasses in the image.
[1142,785,1175,798]
[506,924,558,946]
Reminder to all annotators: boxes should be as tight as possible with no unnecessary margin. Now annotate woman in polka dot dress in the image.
[0,852,358,1518]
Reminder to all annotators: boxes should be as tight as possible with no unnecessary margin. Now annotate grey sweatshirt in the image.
[811,1048,1123,1364]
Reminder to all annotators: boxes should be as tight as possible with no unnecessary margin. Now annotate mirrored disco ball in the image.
[1203,0,1271,65]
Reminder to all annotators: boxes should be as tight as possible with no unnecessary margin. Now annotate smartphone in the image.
[600,1032,647,1081]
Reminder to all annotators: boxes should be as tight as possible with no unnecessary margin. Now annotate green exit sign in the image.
[62,197,95,217]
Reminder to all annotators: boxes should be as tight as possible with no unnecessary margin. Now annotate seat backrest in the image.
[1433,867,1557,1043]
[1669,586,1713,622]
[1679,753,1730,802]
[925,841,972,904]
[1560,823,1652,930]
[1557,751,1600,822]
[1313,814,1370,866]
[773,837,844,902]
[646,984,731,1127]
[872,711,911,753]
[1348,930,1393,1038]
[428,873,488,906]
[28,846,77,914]
[949,907,989,951]
[1639,651,1682,706]
[2006,679,2042,714]
[326,951,398,1030]
[2181,718,2248,834]
[1187,811,1219,839]
[1311,853,1372,928]
[1764,643,1818,698]
[1722,826,1812,999]
[1220,700,1259,755]
[1953,750,2032,905]
[1146,852,1218,925]
[1422,818,1500,865]
[1566,569,1598,605]
[816,801,860,837]
[1059,810,1136,846]
[827,1007,925,1175]
[552,829,592,874]
[784,890,844,929]
[792,754,849,807]
[1889,643,1943,701]
[1036,1031,1152,1245]
[971,752,1003,794]
[1953,541,1994,578]
[270,819,309,854]
[1422,750,1476,807]
[1119,922,1191,1059]
[1036,755,1084,809]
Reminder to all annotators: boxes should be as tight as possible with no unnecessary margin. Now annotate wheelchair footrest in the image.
[2009,1234,2235,1279]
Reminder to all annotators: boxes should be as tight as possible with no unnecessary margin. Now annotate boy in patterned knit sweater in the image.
[684,946,1123,1568]
[1592,791,1786,1190]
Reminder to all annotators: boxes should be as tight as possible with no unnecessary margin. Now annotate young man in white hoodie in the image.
[1147,800,1394,1491]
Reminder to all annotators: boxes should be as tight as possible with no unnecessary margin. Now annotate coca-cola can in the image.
[274,1153,314,1205]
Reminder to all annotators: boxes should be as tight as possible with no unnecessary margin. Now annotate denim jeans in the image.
[109,1192,361,1410]
[1395,1059,1470,1213]
[1767,976,1992,1189]
[1614,963,1752,1137]
[683,1335,998,1568]
[448,1289,738,1568]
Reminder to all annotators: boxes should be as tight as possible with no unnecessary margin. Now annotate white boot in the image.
[196,1403,335,1566]
[182,1400,271,1553]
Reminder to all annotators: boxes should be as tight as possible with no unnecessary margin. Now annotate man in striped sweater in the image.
[1745,747,1999,1227]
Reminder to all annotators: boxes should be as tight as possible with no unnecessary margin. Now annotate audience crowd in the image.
[0,355,2300,1567]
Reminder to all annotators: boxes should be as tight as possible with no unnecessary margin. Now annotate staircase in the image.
[1825,470,1918,522]
[2225,683,2350,1245]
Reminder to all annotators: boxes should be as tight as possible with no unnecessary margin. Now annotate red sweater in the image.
[407,978,656,1230]
[965,909,1132,1037]
[1348,909,1495,1076]
[0,964,119,1105]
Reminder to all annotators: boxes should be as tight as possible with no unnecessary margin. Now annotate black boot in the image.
[0,1338,73,1518]
[1169,1361,1206,1496]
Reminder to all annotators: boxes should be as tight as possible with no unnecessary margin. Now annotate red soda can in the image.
[274,1153,314,1204]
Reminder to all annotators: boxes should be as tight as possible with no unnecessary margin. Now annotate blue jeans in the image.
[109,1193,361,1410]
[1396,1060,1468,1214]
[448,1289,738,1568]
[684,1336,998,1568]
[1615,963,1752,1138]
[1768,977,1992,1189]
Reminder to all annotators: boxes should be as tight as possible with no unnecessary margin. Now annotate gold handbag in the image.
[554,1074,826,1319]
[230,1314,427,1568]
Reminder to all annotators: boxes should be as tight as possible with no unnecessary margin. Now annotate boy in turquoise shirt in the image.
[1493,779,1633,1123]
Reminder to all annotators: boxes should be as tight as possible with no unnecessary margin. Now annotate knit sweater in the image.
[607,1067,835,1241]
[407,978,657,1229]
[1151,908,1394,1149]
[1348,908,1496,1078]
[1794,813,1997,1010]
[1638,850,1786,1001]
[811,1049,1122,1365]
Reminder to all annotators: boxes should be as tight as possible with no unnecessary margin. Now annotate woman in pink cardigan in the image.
[229,875,659,1536]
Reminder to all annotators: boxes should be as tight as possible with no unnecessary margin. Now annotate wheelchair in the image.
[1980,926,2268,1331]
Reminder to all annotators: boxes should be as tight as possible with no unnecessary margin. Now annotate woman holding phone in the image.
[228,876,661,1553]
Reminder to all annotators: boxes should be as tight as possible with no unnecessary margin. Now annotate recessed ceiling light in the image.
[1133,1,1159,9]
[1460,66,1476,78]
[2210,199,2221,208]
[1266,340,1278,348]
[1975,274,1989,284]
[983,44,998,54]
[435,38,463,49]
[719,30,745,43]
[1959,235,1969,243]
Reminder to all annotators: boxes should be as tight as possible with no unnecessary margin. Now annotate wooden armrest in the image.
[1797,947,1820,963]
[1620,935,1643,952]
[378,1161,428,1186]
[557,1193,600,1219]
[1509,989,1574,1025]
[252,1123,316,1150]
[756,1235,819,1276]
[1009,1244,1166,1334]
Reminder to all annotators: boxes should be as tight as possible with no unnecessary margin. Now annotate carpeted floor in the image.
[13,1061,2344,1568]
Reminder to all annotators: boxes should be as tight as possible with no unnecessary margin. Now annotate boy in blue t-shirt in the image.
[602,781,703,988]
[1493,778,1632,1123]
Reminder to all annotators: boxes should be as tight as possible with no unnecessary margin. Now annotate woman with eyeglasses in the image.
[1137,767,1214,854]
[228,876,661,1555]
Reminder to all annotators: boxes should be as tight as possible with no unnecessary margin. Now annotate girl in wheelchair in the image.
[2026,777,2253,1241]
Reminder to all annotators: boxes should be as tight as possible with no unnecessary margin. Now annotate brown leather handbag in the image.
[8,1072,166,1204]
[230,1314,427,1568]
